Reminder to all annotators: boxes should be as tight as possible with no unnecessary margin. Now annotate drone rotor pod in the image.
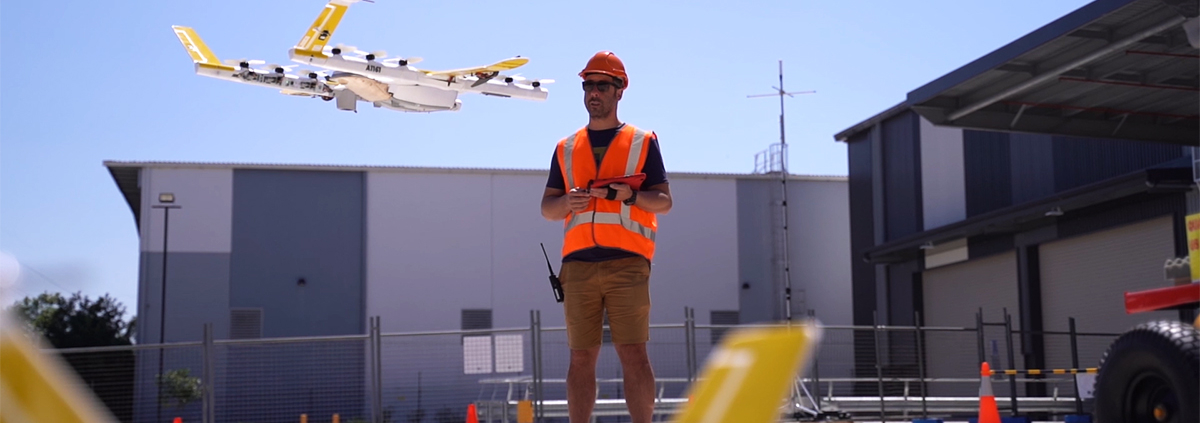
[298,68,325,79]
[224,58,265,69]
[383,56,422,67]
[366,50,387,61]
[326,43,358,55]
[531,79,554,88]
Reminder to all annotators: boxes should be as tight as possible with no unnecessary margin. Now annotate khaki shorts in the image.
[561,256,651,349]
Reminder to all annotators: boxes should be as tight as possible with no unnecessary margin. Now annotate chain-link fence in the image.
[40,308,1123,423]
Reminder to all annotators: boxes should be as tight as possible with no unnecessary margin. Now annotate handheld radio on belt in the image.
[540,243,564,303]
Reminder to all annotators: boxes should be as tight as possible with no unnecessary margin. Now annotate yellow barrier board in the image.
[1189,213,1200,283]
[671,322,821,423]
[0,318,119,423]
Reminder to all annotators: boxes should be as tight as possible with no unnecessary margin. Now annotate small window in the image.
[710,310,740,345]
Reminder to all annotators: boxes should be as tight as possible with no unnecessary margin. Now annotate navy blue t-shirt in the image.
[547,124,667,262]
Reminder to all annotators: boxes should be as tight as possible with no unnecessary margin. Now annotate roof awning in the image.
[863,160,1195,264]
[906,0,1199,146]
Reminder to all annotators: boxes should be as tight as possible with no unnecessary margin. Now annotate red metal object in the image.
[1124,283,1200,314]
[1058,76,1199,92]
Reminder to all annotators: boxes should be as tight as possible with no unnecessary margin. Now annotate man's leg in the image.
[615,342,655,422]
[567,346,601,422]
[561,260,604,423]
[603,257,654,422]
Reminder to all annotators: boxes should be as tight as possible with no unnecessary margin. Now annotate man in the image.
[540,51,673,423]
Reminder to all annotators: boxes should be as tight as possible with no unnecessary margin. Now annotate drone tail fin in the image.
[293,0,354,58]
[171,25,235,72]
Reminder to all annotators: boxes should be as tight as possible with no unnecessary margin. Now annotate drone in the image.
[171,0,553,113]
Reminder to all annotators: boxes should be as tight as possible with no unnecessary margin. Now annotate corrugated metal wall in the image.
[882,111,923,241]
[963,130,1013,217]
[922,251,1023,397]
[848,133,877,328]
[1039,215,1179,371]
[1051,136,1184,192]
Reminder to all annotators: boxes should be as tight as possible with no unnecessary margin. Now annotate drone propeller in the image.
[362,50,387,61]
[224,58,265,69]
[324,43,360,56]
[529,79,554,88]
[382,56,422,66]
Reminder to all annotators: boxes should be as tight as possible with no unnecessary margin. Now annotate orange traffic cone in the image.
[465,403,479,423]
[978,362,1001,423]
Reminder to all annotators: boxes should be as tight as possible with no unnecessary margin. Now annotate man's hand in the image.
[542,187,594,221]
[590,183,633,202]
[567,189,592,213]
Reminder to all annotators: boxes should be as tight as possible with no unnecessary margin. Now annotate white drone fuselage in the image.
[288,49,550,102]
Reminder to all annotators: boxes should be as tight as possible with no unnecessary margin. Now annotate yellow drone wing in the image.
[670,322,821,423]
[421,57,529,77]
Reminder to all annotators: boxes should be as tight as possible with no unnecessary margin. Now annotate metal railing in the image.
[40,306,1118,423]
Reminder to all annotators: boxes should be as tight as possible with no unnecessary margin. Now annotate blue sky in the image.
[1,0,1092,317]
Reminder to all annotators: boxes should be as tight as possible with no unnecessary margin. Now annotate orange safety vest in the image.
[556,124,658,261]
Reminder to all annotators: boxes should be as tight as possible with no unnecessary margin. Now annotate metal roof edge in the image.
[832,101,910,142]
[904,0,1139,106]
[101,160,847,182]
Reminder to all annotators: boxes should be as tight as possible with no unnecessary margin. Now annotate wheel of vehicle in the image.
[1093,320,1199,423]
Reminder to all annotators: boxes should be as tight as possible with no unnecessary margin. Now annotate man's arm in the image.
[634,183,672,214]
[541,187,570,221]
[543,187,593,221]
[594,183,672,214]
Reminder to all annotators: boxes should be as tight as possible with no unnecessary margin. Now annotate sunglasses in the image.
[582,80,620,92]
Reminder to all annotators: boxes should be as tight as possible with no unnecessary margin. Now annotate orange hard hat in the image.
[579,51,627,87]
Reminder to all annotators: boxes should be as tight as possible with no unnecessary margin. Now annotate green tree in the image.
[9,291,136,348]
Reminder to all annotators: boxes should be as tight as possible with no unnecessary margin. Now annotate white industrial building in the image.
[104,160,853,421]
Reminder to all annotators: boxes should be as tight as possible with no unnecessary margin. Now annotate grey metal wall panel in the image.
[922,252,1023,397]
[230,169,365,337]
[883,111,923,241]
[919,116,967,230]
[1052,136,1184,192]
[788,179,853,327]
[848,134,877,327]
[1039,215,1179,374]
[1058,193,1186,240]
[963,130,1012,217]
[737,179,777,324]
[1009,132,1056,204]
[138,252,231,343]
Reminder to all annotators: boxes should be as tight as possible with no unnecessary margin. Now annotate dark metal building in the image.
[833,0,1198,399]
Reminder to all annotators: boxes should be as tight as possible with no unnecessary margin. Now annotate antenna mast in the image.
[748,60,814,321]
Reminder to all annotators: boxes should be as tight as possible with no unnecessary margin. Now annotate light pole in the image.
[151,192,180,423]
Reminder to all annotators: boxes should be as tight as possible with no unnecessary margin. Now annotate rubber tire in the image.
[1093,320,1199,423]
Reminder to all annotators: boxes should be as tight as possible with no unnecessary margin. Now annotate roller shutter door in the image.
[922,251,1022,397]
[1040,215,1178,373]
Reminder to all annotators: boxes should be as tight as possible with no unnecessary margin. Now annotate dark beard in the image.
[588,102,609,118]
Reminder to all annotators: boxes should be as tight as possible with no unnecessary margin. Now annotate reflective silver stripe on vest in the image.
[565,211,656,241]
[563,133,578,189]
[625,129,648,175]
[621,128,649,218]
